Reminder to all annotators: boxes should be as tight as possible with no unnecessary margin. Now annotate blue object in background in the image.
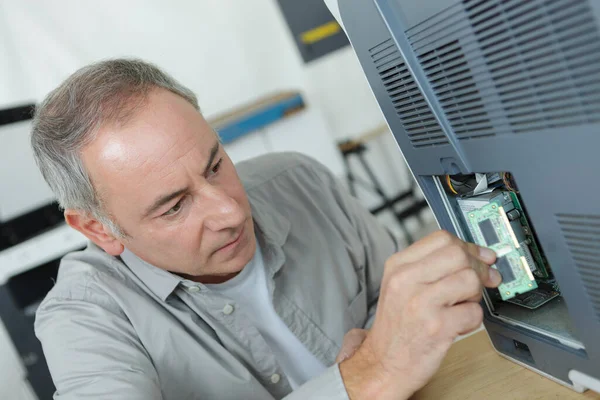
[211,92,305,144]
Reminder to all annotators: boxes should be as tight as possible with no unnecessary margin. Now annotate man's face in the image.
[81,89,256,281]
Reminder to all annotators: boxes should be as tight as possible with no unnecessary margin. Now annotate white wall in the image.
[0,0,383,131]
[0,0,433,228]
[0,1,404,178]
[0,1,278,114]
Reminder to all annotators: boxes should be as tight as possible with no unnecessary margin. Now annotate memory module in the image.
[467,202,537,300]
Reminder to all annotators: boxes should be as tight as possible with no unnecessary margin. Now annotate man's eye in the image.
[163,200,183,216]
[209,159,223,176]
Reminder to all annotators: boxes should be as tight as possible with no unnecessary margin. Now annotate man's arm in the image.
[283,231,501,400]
[285,154,502,399]
[35,298,162,400]
[339,231,501,399]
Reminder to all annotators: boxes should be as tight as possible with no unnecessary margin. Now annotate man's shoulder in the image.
[236,152,334,192]
[37,244,129,314]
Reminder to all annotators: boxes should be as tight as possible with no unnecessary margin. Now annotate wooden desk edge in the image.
[412,331,600,400]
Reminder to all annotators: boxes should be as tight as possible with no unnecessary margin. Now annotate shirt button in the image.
[188,286,201,293]
[270,374,281,384]
[222,304,234,315]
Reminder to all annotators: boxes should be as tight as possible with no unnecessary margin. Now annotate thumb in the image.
[336,328,369,363]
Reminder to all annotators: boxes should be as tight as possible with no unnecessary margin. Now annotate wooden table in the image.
[412,331,600,400]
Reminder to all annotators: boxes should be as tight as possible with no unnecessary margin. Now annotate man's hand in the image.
[339,231,501,400]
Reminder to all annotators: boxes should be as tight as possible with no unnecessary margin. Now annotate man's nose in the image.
[201,185,246,232]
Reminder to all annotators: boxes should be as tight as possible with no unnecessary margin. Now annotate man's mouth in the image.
[216,226,245,253]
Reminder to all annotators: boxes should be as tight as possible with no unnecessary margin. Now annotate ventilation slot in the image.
[557,214,600,323]
[468,0,600,133]
[405,0,600,139]
[370,39,448,148]
[418,40,493,140]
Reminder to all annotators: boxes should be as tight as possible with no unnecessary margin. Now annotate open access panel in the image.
[335,0,600,392]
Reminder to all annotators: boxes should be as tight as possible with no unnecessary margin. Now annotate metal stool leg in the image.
[343,155,357,197]
[356,152,414,244]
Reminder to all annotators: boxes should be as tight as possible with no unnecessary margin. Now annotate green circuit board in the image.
[506,192,550,278]
[467,202,538,300]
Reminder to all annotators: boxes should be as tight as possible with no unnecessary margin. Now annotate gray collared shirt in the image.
[35,152,398,399]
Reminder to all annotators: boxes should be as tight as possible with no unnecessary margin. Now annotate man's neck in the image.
[182,271,241,284]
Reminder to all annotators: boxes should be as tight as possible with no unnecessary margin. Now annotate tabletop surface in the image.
[412,331,600,400]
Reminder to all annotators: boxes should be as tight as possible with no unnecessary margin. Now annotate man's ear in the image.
[64,210,125,256]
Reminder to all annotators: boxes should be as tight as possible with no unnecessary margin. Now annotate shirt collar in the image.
[120,248,183,301]
[249,194,291,248]
[120,196,291,301]
[248,194,291,277]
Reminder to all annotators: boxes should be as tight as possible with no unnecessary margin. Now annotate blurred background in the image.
[0,1,436,398]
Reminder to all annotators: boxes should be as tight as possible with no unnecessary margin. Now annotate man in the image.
[32,59,501,399]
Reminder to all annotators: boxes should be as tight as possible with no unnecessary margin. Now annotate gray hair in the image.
[31,58,200,237]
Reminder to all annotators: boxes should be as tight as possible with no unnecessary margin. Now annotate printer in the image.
[0,105,87,399]
[326,0,600,394]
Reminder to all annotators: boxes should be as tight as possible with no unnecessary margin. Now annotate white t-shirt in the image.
[206,244,326,389]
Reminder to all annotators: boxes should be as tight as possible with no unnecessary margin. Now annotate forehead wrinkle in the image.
[135,140,202,206]
[147,136,198,185]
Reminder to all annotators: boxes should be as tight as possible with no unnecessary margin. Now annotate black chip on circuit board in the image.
[495,256,516,283]
[478,218,500,246]
[506,289,560,309]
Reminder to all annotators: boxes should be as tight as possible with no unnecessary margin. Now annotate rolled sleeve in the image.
[283,365,349,400]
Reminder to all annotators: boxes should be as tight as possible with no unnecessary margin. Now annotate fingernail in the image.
[479,246,496,262]
[490,268,502,286]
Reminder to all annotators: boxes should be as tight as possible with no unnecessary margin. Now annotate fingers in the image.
[385,231,500,288]
[387,230,459,265]
[444,302,484,336]
[389,230,497,265]
[411,242,499,286]
[484,267,502,288]
[336,329,369,363]
[456,243,502,288]
[426,268,483,307]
